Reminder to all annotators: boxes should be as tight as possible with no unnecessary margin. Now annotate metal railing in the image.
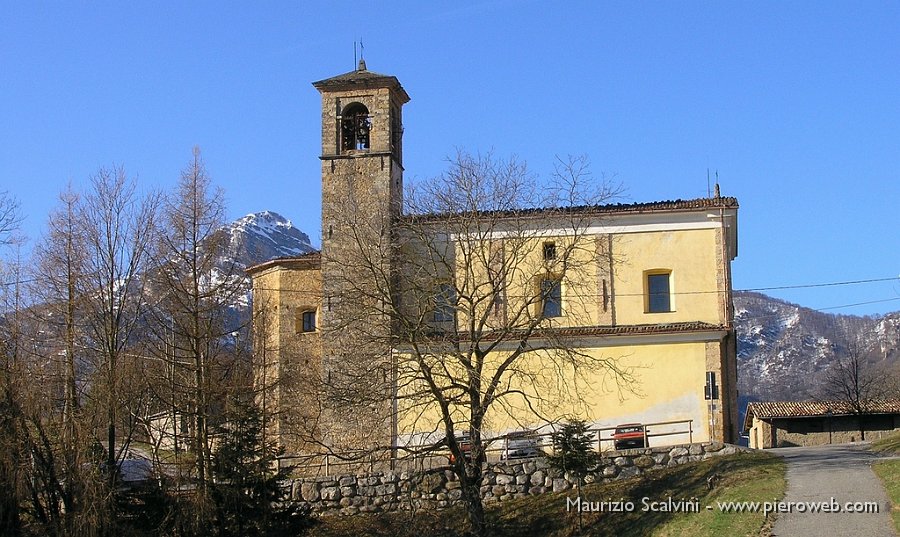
[278,418,694,477]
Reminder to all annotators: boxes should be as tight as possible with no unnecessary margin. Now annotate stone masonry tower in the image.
[312,61,409,451]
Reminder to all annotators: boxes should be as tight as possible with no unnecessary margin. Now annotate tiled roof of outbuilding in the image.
[539,321,725,337]
[742,400,900,433]
[605,197,739,212]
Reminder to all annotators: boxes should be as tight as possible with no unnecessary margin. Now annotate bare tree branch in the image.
[0,191,22,247]
[302,151,634,536]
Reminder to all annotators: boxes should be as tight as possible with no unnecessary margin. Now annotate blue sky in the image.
[2,2,899,315]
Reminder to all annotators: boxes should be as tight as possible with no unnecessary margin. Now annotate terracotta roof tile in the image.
[403,196,738,224]
[426,322,726,343]
[743,400,900,432]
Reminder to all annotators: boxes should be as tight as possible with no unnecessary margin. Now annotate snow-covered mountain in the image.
[221,211,316,269]
[206,211,316,312]
[735,291,900,402]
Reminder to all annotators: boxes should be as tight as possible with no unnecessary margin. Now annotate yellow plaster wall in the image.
[397,339,712,446]
[429,232,610,329]
[613,228,723,325]
[426,226,723,331]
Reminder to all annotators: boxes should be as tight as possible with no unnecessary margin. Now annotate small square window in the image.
[540,278,562,318]
[647,273,671,313]
[542,242,556,261]
[300,310,316,332]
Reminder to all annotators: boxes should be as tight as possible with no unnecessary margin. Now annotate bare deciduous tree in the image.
[314,152,634,536]
[29,186,94,535]
[34,187,85,437]
[0,191,21,247]
[0,237,27,536]
[77,166,159,490]
[150,147,247,501]
[820,339,898,440]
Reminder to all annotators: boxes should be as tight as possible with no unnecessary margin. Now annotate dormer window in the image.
[341,103,370,151]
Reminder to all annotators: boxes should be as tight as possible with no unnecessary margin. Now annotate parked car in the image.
[97,450,158,491]
[501,430,542,460]
[613,423,648,450]
[448,432,472,464]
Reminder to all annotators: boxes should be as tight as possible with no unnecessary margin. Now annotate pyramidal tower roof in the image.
[312,59,410,103]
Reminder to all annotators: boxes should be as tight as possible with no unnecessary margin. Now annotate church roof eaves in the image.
[312,68,410,103]
[422,321,726,343]
[401,196,738,224]
[245,251,321,276]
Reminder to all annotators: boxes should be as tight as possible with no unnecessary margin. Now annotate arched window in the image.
[341,103,370,151]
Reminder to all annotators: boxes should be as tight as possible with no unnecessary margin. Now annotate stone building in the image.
[744,400,900,448]
[247,62,741,456]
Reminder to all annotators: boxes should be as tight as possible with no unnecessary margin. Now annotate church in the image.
[247,61,740,458]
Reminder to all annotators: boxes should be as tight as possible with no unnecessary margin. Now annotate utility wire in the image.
[740,276,899,292]
[5,275,899,314]
[810,297,900,312]
[248,275,900,299]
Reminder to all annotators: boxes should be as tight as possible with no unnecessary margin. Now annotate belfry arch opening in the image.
[341,102,370,151]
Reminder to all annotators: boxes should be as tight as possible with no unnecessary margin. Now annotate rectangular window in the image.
[301,310,316,332]
[602,279,609,313]
[488,243,507,322]
[542,242,556,261]
[540,278,562,318]
[492,287,506,317]
[647,272,671,313]
[434,282,456,322]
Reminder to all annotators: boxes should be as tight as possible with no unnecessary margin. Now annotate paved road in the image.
[769,442,895,537]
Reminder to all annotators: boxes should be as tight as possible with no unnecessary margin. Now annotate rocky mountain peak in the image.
[221,211,316,268]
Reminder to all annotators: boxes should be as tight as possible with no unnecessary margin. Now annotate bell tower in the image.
[312,61,409,450]
[313,59,409,247]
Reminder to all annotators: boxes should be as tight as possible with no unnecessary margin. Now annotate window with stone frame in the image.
[542,241,557,262]
[488,242,507,322]
[540,277,562,318]
[296,309,317,333]
[391,104,402,162]
[646,271,672,313]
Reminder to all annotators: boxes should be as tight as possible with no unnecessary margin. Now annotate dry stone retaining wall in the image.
[286,442,748,515]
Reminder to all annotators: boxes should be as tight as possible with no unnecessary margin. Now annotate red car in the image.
[613,423,647,450]
[448,432,472,464]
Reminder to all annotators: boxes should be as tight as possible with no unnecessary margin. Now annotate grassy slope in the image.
[871,433,900,533]
[307,452,785,537]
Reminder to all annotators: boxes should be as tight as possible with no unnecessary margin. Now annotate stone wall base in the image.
[286,442,748,515]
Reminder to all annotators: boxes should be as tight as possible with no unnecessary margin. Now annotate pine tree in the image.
[209,394,311,537]
[547,420,600,534]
